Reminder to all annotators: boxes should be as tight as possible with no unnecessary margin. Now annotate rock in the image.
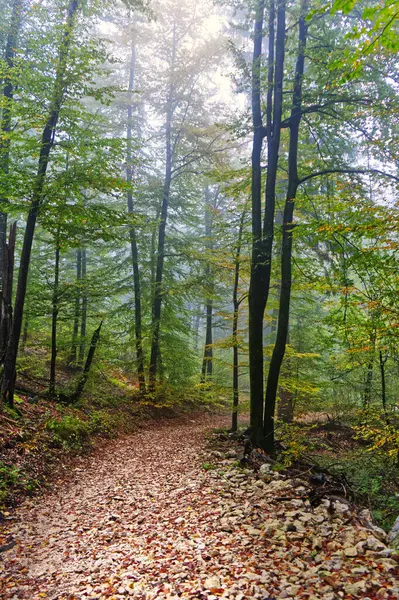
[267,479,292,493]
[312,537,322,550]
[262,519,281,535]
[344,581,368,595]
[366,536,386,551]
[259,463,272,477]
[204,576,221,589]
[225,450,237,459]
[388,515,399,547]
[343,545,357,557]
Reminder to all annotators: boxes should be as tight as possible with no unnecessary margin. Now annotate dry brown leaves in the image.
[0,414,398,600]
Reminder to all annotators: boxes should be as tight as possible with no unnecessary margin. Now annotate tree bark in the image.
[49,231,60,397]
[264,0,307,452]
[68,248,82,366]
[379,350,388,412]
[0,223,16,362]
[201,185,214,382]
[248,0,286,446]
[69,321,102,404]
[149,22,177,394]
[1,0,79,407]
[232,210,245,433]
[0,0,24,282]
[78,247,87,366]
[126,40,146,393]
[248,0,266,445]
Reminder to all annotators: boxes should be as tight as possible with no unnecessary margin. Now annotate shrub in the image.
[46,415,91,449]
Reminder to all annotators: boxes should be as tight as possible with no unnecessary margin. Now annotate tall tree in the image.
[126,38,146,392]
[1,0,80,406]
[248,0,286,445]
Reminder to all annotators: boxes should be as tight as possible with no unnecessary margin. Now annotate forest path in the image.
[1,413,398,600]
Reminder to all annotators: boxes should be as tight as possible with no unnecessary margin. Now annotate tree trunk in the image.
[201,301,213,380]
[232,210,245,433]
[49,232,60,397]
[1,0,79,407]
[78,247,87,366]
[21,314,29,351]
[0,0,24,283]
[68,248,82,365]
[0,223,16,362]
[149,22,177,394]
[364,329,376,406]
[379,350,388,413]
[69,321,102,404]
[364,357,374,407]
[248,0,286,447]
[126,40,146,393]
[264,0,307,453]
[201,185,214,382]
[248,0,266,445]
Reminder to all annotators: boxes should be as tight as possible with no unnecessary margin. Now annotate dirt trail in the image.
[0,414,398,600]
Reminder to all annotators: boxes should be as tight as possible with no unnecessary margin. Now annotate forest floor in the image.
[1,414,398,600]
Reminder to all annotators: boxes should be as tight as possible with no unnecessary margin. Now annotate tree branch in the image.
[298,168,399,186]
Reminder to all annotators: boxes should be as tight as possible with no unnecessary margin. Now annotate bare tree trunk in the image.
[149,22,177,394]
[264,0,307,452]
[69,321,102,404]
[49,231,60,397]
[78,247,87,366]
[1,0,79,407]
[201,301,213,380]
[0,0,24,284]
[201,185,214,382]
[68,248,81,365]
[232,210,245,433]
[379,350,388,413]
[363,329,376,406]
[21,314,29,351]
[126,40,146,393]
[0,223,16,362]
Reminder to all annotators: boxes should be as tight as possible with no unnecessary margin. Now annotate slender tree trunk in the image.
[232,210,245,433]
[201,301,213,380]
[379,350,388,413]
[264,0,307,452]
[126,41,146,393]
[149,23,177,394]
[364,357,374,407]
[68,248,81,365]
[277,328,294,423]
[201,185,214,382]
[21,314,29,351]
[194,304,201,351]
[49,231,60,397]
[78,247,87,365]
[0,0,24,283]
[364,329,376,406]
[1,0,79,407]
[0,223,16,362]
[70,321,102,404]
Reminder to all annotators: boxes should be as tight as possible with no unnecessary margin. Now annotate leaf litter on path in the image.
[0,414,398,599]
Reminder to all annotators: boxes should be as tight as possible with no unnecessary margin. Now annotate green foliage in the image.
[319,450,399,531]
[0,462,20,504]
[202,462,217,471]
[355,409,399,461]
[46,415,91,449]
